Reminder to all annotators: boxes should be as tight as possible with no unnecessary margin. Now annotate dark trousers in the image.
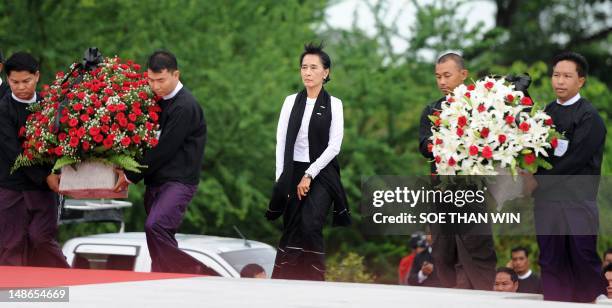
[431,234,497,290]
[144,181,208,274]
[535,200,605,302]
[272,162,331,281]
[0,188,69,268]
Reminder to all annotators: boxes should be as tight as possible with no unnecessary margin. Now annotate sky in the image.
[324,0,497,60]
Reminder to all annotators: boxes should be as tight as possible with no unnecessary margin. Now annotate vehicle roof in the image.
[64,232,274,254]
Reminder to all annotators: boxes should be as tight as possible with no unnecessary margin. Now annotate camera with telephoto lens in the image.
[82,47,103,71]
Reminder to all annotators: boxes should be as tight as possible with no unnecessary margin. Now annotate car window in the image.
[72,244,138,271]
[218,248,276,278]
[182,249,230,277]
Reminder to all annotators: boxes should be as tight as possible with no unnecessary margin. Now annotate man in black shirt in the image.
[528,51,607,303]
[115,51,208,274]
[0,52,68,267]
[407,234,441,287]
[418,51,497,290]
[509,247,541,294]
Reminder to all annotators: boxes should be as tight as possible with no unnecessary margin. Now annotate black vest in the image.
[267,89,350,226]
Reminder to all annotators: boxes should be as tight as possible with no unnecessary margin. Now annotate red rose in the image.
[101,115,111,124]
[93,134,104,143]
[77,127,86,138]
[138,91,148,100]
[69,118,79,127]
[77,92,86,100]
[524,153,536,165]
[104,88,114,96]
[545,118,553,126]
[133,64,141,71]
[145,122,154,131]
[519,122,530,132]
[80,114,89,122]
[111,123,120,131]
[18,127,26,137]
[119,118,129,127]
[458,116,467,127]
[103,138,114,149]
[120,136,131,147]
[435,138,443,145]
[149,137,159,147]
[149,112,159,121]
[521,97,533,106]
[498,134,507,144]
[101,125,110,133]
[447,97,455,103]
[506,94,514,102]
[469,145,479,156]
[128,113,138,122]
[127,123,136,131]
[132,135,142,144]
[484,81,494,90]
[448,157,456,166]
[89,127,101,136]
[435,156,441,164]
[467,84,475,91]
[87,107,95,115]
[477,104,486,113]
[480,127,490,138]
[505,115,515,125]
[54,146,63,156]
[482,146,493,159]
[465,92,471,98]
[69,137,79,148]
[67,92,75,100]
[58,133,67,142]
[82,141,90,151]
[551,137,558,149]
[427,143,433,153]
[117,104,127,112]
[107,104,118,112]
[456,127,464,137]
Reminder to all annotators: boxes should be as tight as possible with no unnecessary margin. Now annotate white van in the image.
[61,232,276,278]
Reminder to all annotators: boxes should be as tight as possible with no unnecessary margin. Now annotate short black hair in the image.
[511,246,529,258]
[409,231,427,249]
[551,51,589,78]
[436,51,465,70]
[300,42,331,84]
[604,248,612,259]
[604,263,612,274]
[496,267,518,283]
[5,51,39,76]
[147,50,178,73]
[240,264,265,278]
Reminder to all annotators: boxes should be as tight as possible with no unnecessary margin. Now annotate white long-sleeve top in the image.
[275,93,344,181]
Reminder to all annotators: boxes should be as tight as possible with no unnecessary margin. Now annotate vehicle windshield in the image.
[218,247,276,278]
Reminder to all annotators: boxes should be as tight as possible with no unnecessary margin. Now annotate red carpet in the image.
[0,266,200,288]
